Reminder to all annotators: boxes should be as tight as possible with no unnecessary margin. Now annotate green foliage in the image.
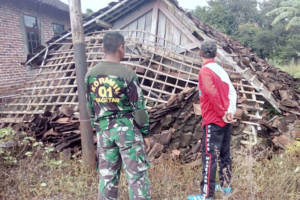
[0,128,19,164]
[278,64,300,78]
[192,0,300,64]
[253,30,277,59]
[194,4,237,35]
[0,127,45,165]
[266,0,300,30]
[234,23,277,59]
[287,16,300,30]
[193,0,259,35]
[275,33,300,63]
[0,127,15,139]
[85,8,94,16]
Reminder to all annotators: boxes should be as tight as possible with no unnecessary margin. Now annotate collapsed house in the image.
[0,0,299,161]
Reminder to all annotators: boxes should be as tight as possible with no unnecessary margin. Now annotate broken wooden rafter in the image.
[217,50,281,113]
[0,31,201,123]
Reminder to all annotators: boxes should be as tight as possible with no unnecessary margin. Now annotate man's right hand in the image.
[223,113,235,123]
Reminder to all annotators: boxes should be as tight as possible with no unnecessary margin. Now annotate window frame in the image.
[53,23,65,36]
[24,14,40,54]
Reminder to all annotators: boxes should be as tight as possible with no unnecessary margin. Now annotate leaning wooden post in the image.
[69,0,96,169]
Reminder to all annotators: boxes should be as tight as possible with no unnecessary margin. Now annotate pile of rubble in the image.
[16,87,299,163]
[147,87,300,162]
[15,106,81,156]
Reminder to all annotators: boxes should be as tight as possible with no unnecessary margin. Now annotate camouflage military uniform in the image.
[85,61,151,200]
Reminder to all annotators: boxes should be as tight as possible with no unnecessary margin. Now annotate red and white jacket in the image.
[198,60,237,127]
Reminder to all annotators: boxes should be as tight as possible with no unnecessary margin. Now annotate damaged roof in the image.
[47,0,150,44]
[2,0,299,126]
[34,0,69,12]
[27,0,300,113]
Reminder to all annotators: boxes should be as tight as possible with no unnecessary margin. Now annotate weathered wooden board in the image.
[157,11,166,46]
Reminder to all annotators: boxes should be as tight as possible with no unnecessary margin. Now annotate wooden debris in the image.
[59,105,75,117]
[272,135,295,149]
[146,87,299,162]
[22,107,81,154]
[148,143,164,160]
[290,128,300,140]
[9,86,299,163]
[193,103,201,115]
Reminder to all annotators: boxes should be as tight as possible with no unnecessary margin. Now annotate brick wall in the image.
[0,0,70,97]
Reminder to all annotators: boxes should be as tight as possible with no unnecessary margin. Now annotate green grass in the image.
[268,59,300,78]
[279,64,300,78]
[1,127,299,200]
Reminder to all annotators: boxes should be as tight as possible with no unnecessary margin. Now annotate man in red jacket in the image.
[188,41,237,200]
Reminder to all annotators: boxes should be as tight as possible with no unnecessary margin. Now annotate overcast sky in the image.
[61,0,208,12]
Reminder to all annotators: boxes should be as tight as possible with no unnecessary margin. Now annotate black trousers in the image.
[200,124,232,198]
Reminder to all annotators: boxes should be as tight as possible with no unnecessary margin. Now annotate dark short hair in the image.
[200,41,217,58]
[103,32,125,54]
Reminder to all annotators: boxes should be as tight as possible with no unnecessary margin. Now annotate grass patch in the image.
[268,59,300,78]
[1,128,300,200]
[279,64,300,78]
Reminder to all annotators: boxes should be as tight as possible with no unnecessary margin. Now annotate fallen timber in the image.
[1,0,300,162]
[11,87,299,163]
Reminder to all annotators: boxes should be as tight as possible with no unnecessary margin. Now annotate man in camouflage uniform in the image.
[85,32,151,200]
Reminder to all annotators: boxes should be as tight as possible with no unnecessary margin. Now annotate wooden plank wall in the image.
[122,11,153,42]
[157,10,192,50]
[114,2,192,50]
